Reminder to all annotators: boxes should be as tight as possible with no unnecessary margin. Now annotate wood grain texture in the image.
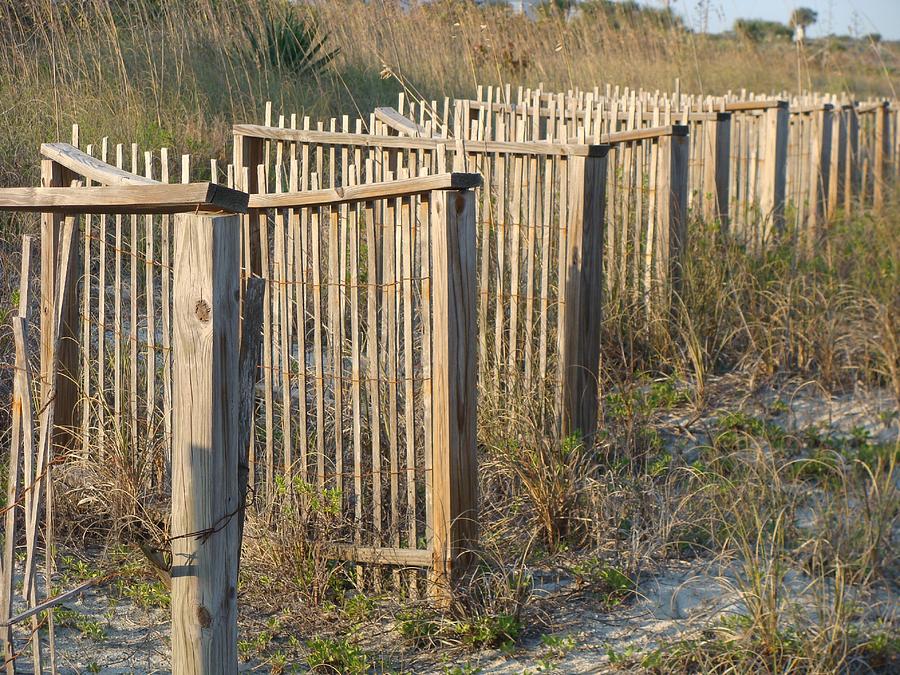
[0,183,248,214]
[429,189,478,602]
[171,212,241,674]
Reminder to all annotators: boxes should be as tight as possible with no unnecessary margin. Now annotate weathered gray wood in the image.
[558,154,607,442]
[429,189,478,602]
[171,212,241,674]
[236,277,265,566]
[40,142,156,186]
[874,101,888,211]
[703,112,731,228]
[759,102,789,240]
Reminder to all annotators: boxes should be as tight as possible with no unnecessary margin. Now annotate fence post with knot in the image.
[171,211,242,673]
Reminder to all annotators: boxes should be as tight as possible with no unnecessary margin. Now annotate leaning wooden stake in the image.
[0,236,33,672]
[429,188,478,603]
[171,212,241,673]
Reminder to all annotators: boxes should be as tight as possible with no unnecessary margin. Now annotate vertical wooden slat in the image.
[384,178,400,554]
[160,148,173,468]
[114,146,124,447]
[328,203,344,495]
[256,165,275,499]
[348,169,363,551]
[129,145,140,456]
[364,194,383,544]
[419,183,434,549]
[400,191,416,552]
[81,146,93,459]
[144,152,157,451]
[275,201,293,482]
[310,182,327,490]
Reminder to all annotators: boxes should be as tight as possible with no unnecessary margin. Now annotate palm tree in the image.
[789,7,817,43]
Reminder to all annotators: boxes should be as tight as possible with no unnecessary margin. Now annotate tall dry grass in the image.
[1,1,899,669]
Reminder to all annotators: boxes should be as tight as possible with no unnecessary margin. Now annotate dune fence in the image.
[0,80,896,671]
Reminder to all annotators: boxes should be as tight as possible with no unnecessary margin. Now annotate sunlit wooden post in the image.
[171,212,242,673]
[430,186,478,603]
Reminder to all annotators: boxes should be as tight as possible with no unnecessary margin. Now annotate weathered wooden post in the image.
[844,104,860,215]
[40,159,79,451]
[874,101,889,212]
[702,112,732,229]
[559,146,609,442]
[760,101,789,241]
[430,186,479,602]
[171,212,242,673]
[805,104,833,254]
[655,127,690,304]
[827,104,848,221]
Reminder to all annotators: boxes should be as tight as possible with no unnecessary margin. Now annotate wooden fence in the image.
[0,157,251,672]
[446,85,895,246]
[0,142,480,670]
[1,80,896,672]
[233,118,610,441]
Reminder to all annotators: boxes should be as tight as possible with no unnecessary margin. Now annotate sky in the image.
[673,0,900,40]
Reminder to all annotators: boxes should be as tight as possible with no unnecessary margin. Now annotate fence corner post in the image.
[559,147,608,443]
[760,101,789,241]
[430,187,478,604]
[171,211,241,673]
